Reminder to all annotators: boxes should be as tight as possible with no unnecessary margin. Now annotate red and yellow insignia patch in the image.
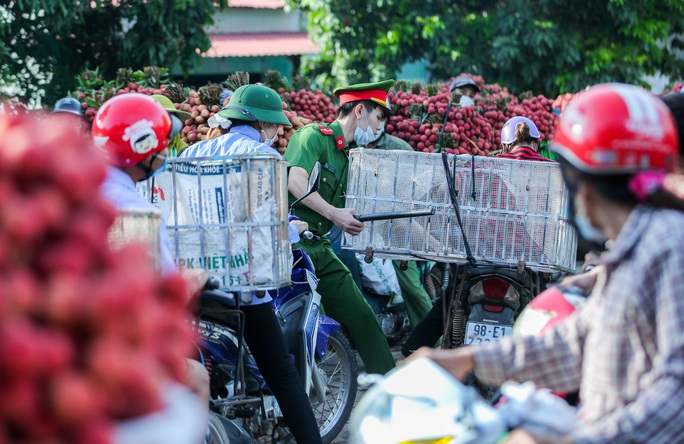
[335,136,345,150]
[317,126,334,135]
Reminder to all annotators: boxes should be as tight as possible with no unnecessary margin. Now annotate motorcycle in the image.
[436,152,556,398]
[196,163,358,444]
[349,358,578,444]
[347,276,590,444]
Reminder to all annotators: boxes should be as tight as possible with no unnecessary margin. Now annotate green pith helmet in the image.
[218,84,290,126]
[151,94,191,121]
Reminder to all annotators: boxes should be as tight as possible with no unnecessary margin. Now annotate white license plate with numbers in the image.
[465,322,512,344]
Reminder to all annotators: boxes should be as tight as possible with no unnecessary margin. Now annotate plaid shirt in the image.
[497,146,555,162]
[472,204,684,443]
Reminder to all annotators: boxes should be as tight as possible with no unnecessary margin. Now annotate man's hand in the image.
[559,265,602,293]
[182,269,210,304]
[330,207,365,236]
[406,346,475,381]
[290,219,309,234]
[184,358,210,404]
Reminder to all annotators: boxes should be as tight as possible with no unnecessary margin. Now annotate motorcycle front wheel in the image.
[205,412,232,444]
[312,329,358,444]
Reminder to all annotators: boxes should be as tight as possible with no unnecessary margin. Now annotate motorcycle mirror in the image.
[308,161,321,194]
[289,162,321,213]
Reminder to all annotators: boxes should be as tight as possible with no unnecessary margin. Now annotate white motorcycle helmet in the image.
[349,358,506,444]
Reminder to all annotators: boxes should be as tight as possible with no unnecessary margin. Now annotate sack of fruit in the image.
[138,156,292,291]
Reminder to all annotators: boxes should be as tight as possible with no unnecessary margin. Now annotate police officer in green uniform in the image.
[366,132,433,328]
[284,80,396,375]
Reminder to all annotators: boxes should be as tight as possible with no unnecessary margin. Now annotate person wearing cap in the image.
[410,83,684,443]
[450,76,480,107]
[52,96,83,117]
[179,84,322,444]
[51,97,85,132]
[150,94,191,157]
[284,79,397,375]
[327,128,433,331]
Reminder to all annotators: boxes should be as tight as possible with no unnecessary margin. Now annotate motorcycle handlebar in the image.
[204,276,222,291]
[354,209,435,222]
[301,230,320,241]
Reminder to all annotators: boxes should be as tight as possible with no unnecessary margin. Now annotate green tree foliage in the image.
[1,0,218,106]
[291,0,684,96]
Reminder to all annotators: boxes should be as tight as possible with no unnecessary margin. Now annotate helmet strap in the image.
[134,156,156,181]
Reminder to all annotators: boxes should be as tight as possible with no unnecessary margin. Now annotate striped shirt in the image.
[472,204,684,443]
[497,146,555,162]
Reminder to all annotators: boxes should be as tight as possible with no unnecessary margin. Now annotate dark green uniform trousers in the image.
[392,260,432,328]
[295,236,395,375]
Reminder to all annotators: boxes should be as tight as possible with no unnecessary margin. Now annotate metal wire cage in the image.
[342,149,577,273]
[108,208,162,272]
[138,155,291,291]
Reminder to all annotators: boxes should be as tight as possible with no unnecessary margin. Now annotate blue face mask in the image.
[574,212,607,245]
[354,110,379,146]
[568,194,607,246]
[370,122,386,144]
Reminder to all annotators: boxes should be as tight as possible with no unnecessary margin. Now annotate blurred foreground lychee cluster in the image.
[0,110,195,443]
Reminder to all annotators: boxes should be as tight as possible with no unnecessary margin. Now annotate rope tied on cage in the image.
[470,155,477,201]
[441,152,476,266]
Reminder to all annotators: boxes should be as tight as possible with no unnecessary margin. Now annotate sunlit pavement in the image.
[329,344,404,444]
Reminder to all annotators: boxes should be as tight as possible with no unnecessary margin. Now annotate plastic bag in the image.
[357,255,402,296]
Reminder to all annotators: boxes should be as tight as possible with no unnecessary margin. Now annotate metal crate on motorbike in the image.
[139,155,291,291]
[108,208,162,271]
[343,149,577,273]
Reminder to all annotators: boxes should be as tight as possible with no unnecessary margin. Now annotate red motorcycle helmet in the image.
[514,285,587,337]
[551,83,679,174]
[92,94,172,166]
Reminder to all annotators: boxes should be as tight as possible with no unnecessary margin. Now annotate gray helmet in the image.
[52,97,83,117]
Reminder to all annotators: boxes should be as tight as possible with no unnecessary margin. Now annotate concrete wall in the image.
[206,7,302,34]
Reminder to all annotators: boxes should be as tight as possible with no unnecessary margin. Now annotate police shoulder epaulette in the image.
[317,125,334,136]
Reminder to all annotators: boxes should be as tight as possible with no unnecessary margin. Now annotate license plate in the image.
[465,321,512,345]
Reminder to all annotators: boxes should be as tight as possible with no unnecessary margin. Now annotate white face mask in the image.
[354,109,380,146]
[459,96,475,107]
[261,123,277,147]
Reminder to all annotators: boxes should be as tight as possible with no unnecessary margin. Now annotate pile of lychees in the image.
[0,110,195,443]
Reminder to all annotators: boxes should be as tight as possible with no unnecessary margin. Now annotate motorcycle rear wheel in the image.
[312,330,358,444]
